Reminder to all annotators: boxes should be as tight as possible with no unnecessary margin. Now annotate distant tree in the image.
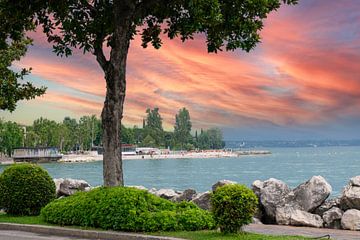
[32,118,60,147]
[197,128,225,150]
[144,108,164,146]
[62,117,78,151]
[1,0,297,186]
[121,125,135,144]
[0,120,24,156]
[141,135,156,148]
[174,108,192,149]
[0,38,46,112]
[207,128,225,149]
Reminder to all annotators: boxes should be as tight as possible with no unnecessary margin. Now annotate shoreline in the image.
[58,150,271,163]
[1,150,271,164]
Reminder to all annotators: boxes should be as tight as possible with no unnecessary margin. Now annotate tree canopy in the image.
[0,0,298,186]
[0,38,46,111]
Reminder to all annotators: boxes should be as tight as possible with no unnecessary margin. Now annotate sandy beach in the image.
[58,150,271,163]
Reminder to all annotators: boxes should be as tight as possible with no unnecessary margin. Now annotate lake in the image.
[1,146,360,196]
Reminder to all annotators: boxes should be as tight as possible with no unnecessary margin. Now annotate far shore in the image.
[0,150,271,164]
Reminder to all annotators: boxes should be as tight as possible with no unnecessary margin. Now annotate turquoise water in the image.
[1,146,360,196]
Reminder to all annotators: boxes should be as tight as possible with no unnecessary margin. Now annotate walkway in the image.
[244,224,360,240]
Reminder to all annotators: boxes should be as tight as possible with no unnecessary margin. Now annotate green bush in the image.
[41,187,215,232]
[0,163,56,215]
[211,184,258,233]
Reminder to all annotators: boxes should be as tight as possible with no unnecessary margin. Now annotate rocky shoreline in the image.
[53,176,360,231]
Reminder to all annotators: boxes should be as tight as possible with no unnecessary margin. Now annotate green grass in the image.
[0,213,48,225]
[0,213,308,240]
[154,231,309,240]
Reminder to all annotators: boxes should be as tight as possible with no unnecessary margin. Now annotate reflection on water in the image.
[1,146,359,196]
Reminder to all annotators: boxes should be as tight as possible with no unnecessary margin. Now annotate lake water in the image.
[1,146,360,196]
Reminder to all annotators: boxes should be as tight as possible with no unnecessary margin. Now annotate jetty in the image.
[12,147,62,163]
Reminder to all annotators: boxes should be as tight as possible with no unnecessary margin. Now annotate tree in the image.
[174,108,192,149]
[144,108,164,146]
[32,118,60,147]
[0,120,24,156]
[0,37,46,111]
[0,0,297,186]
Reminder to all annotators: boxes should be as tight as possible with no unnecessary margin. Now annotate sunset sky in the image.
[1,0,360,140]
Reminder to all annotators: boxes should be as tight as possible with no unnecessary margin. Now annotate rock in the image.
[191,191,211,210]
[154,189,179,200]
[252,217,263,224]
[340,176,360,210]
[292,176,332,212]
[212,179,237,192]
[350,176,360,187]
[251,180,264,197]
[276,206,323,228]
[148,188,157,195]
[323,207,343,229]
[54,178,91,197]
[128,185,148,191]
[259,178,291,222]
[173,189,196,202]
[313,198,340,216]
[341,209,360,230]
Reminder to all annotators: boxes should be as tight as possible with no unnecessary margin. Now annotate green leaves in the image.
[41,186,214,232]
[0,163,56,216]
[211,184,258,233]
[0,38,46,112]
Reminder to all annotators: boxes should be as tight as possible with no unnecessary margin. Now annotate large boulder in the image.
[276,206,323,228]
[313,198,340,216]
[172,189,197,202]
[259,178,291,222]
[340,176,360,210]
[341,209,360,230]
[154,189,180,200]
[292,176,332,212]
[54,178,91,197]
[191,191,211,210]
[322,207,343,229]
[251,180,264,198]
[212,179,237,192]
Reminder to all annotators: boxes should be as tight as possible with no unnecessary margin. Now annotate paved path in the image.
[0,230,86,240]
[244,224,360,240]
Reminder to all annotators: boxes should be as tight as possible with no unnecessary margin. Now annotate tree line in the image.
[0,107,224,156]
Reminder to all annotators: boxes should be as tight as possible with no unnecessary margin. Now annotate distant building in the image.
[12,147,62,163]
[93,144,137,156]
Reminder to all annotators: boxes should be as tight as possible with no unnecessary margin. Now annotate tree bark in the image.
[100,0,135,187]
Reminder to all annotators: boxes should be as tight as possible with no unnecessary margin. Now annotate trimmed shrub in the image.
[211,184,258,233]
[0,163,56,215]
[41,187,215,232]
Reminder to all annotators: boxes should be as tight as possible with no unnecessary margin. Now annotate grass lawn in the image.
[0,214,308,240]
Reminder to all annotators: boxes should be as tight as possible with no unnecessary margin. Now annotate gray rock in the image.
[251,180,264,198]
[212,179,237,192]
[323,207,343,229]
[148,188,157,195]
[128,185,148,191]
[341,209,360,230]
[340,177,360,210]
[252,217,263,224]
[276,206,323,228]
[54,178,91,197]
[313,198,340,216]
[155,189,179,200]
[173,189,197,202]
[292,176,332,212]
[191,191,211,210]
[350,176,360,187]
[259,178,291,222]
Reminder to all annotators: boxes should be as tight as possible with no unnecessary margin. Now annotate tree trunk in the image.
[101,0,135,187]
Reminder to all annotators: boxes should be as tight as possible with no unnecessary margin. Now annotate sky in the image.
[1,0,360,141]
